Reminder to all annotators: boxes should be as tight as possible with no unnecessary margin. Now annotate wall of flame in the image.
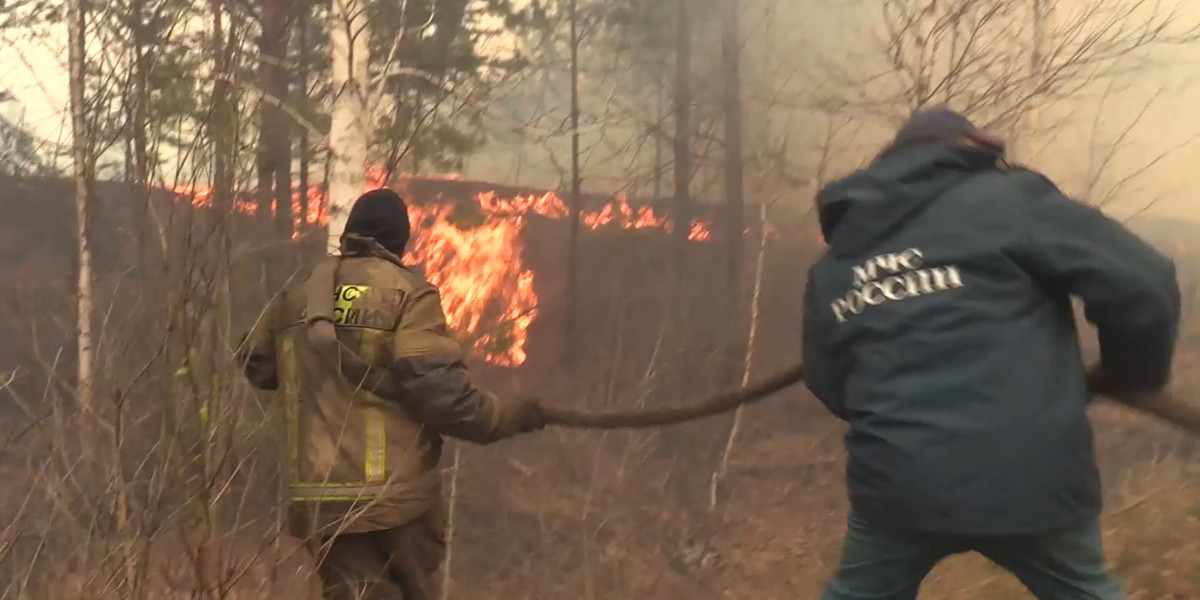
[170,176,712,366]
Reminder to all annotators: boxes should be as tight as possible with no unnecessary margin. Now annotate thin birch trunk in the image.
[327,0,372,253]
[440,443,462,600]
[68,0,94,415]
[709,201,770,510]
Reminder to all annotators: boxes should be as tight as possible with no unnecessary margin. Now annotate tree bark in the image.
[68,0,94,414]
[296,2,310,238]
[722,0,744,290]
[1022,0,1052,160]
[211,0,234,219]
[258,0,293,287]
[210,0,235,340]
[128,0,153,271]
[653,85,662,202]
[672,0,693,259]
[720,0,747,387]
[327,0,372,253]
[564,0,582,364]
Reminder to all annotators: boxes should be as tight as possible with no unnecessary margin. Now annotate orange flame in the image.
[170,174,712,366]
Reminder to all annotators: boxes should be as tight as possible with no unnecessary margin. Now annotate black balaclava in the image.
[342,188,411,255]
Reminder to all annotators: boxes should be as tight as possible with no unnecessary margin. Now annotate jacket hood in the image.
[816,142,1002,257]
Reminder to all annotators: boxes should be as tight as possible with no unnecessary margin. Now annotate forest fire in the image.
[168,182,329,238]
[170,176,712,366]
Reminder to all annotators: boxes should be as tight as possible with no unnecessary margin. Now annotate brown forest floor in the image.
[441,357,1200,600]
[447,409,1200,600]
[6,366,1200,599]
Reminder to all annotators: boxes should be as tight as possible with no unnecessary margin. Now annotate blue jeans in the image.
[822,512,1125,600]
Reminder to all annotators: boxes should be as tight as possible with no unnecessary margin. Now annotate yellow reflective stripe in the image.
[358,330,387,483]
[293,495,377,503]
[292,481,376,488]
[363,407,386,482]
[290,471,438,503]
[290,483,386,502]
[279,332,300,480]
[391,330,462,359]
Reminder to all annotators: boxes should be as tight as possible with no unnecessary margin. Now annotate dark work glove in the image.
[1086,363,1118,398]
[1087,362,1168,405]
[516,399,546,433]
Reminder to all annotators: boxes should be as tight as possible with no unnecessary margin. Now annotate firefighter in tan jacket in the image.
[238,189,544,600]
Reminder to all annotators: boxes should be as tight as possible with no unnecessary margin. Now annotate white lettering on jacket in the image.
[831,248,965,323]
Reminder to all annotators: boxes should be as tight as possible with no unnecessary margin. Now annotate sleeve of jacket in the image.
[237,298,279,391]
[384,285,534,444]
[803,274,849,420]
[1008,170,1181,392]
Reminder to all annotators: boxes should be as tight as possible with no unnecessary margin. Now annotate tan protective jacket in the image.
[240,247,532,535]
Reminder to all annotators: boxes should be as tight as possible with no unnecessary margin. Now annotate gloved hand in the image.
[516,398,546,433]
[1086,363,1168,405]
[485,395,547,441]
[1085,363,1118,398]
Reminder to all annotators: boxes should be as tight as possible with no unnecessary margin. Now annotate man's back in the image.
[254,255,446,534]
[240,188,546,599]
[803,142,1179,536]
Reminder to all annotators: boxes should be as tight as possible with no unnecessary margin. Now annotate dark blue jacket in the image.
[803,142,1180,536]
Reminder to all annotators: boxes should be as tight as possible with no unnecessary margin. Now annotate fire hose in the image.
[540,361,1200,433]
[309,238,1200,434]
[1096,388,1200,434]
[538,362,806,429]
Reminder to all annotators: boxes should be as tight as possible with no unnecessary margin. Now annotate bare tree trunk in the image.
[258,0,294,287]
[273,49,294,259]
[709,201,769,510]
[722,0,744,290]
[68,0,94,414]
[296,2,310,239]
[1022,0,1052,159]
[209,0,235,342]
[653,84,662,202]
[328,0,372,253]
[672,0,693,262]
[128,0,153,272]
[212,0,234,218]
[195,2,238,573]
[440,443,462,600]
[564,0,582,365]
[720,0,747,388]
[256,3,276,215]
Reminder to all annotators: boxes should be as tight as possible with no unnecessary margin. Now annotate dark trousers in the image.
[313,509,447,600]
[822,511,1125,600]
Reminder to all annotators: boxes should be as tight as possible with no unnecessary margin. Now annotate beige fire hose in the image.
[540,361,1200,433]
[539,363,806,429]
[304,237,1200,434]
[1097,388,1200,434]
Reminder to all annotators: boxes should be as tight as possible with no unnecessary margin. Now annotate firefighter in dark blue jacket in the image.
[803,107,1180,600]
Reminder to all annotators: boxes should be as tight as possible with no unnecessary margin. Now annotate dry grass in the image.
[0,209,1193,599]
[2,346,1198,599]
[414,365,1200,600]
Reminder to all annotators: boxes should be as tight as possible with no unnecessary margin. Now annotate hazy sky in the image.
[4,0,1199,224]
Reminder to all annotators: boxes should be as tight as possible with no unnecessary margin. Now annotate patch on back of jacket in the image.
[334,284,406,330]
[831,248,965,323]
